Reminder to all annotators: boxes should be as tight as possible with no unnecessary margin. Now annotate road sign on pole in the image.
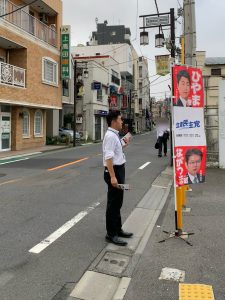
[145,15,170,27]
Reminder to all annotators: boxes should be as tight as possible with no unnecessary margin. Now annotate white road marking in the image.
[139,162,151,170]
[29,202,100,254]
[0,158,29,165]
[0,152,41,160]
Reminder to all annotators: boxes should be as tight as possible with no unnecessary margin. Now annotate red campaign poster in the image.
[174,146,207,187]
[173,65,204,108]
[109,95,117,107]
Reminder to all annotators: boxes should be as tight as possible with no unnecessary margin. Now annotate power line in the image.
[0,0,39,18]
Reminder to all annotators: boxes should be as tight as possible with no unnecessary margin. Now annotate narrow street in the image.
[0,131,169,299]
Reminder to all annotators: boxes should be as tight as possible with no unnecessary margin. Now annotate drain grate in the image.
[96,252,130,275]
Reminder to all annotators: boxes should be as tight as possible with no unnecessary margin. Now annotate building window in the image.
[111,69,120,85]
[139,82,143,95]
[111,31,116,36]
[34,111,43,136]
[62,79,69,97]
[97,89,103,101]
[139,66,143,78]
[211,68,221,76]
[23,110,30,137]
[42,57,58,85]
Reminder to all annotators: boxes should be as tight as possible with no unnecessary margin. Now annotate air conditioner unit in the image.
[40,13,48,24]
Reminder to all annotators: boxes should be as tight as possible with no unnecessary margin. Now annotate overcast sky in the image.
[62,0,225,99]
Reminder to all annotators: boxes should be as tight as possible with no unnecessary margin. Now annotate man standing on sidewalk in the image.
[103,111,133,246]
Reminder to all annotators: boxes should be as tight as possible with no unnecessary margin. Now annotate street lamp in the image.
[139,8,175,166]
[140,31,149,45]
[155,33,165,48]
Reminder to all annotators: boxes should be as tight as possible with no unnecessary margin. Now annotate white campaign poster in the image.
[174,107,206,147]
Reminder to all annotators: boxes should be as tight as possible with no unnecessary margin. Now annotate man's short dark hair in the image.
[177,70,191,84]
[106,110,121,127]
[185,148,203,164]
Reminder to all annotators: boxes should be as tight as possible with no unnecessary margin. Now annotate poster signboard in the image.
[172,65,206,187]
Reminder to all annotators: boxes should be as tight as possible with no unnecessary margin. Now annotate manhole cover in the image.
[96,252,130,275]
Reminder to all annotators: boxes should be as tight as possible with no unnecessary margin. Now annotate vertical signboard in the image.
[155,55,170,76]
[172,65,207,186]
[61,25,71,79]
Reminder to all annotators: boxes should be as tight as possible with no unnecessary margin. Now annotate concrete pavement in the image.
[124,168,225,300]
[0,131,171,299]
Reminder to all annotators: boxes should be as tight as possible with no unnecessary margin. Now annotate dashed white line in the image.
[29,202,100,254]
[139,162,151,170]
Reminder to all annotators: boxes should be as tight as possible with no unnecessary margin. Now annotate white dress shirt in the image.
[188,173,199,184]
[103,127,126,166]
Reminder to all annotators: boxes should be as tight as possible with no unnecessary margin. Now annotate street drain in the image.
[96,252,130,275]
[0,174,6,178]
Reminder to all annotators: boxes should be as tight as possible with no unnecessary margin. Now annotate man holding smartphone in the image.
[103,110,133,246]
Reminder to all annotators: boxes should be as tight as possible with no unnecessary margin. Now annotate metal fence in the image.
[0,62,25,88]
[0,0,57,47]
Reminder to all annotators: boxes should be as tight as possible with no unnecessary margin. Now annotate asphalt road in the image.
[0,131,170,300]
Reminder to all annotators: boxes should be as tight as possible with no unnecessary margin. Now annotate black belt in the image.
[105,163,125,170]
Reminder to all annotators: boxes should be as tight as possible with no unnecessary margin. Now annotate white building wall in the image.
[219,79,225,168]
[72,44,133,75]
[72,56,121,140]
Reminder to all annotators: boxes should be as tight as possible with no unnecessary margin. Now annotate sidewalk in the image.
[124,167,225,300]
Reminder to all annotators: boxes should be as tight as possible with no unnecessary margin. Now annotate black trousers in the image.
[104,164,125,237]
[158,136,167,155]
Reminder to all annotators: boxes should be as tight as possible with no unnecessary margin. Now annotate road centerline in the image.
[48,157,89,171]
[29,202,100,254]
[138,162,151,170]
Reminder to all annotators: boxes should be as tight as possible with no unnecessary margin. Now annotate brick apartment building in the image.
[0,0,62,151]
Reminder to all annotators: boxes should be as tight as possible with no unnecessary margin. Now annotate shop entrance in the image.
[0,113,11,151]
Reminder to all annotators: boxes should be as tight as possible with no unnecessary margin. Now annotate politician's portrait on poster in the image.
[174,146,206,187]
[173,66,204,108]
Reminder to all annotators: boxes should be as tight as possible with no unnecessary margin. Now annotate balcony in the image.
[0,0,57,47]
[0,62,26,88]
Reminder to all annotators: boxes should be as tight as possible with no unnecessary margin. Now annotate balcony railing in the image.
[0,0,57,47]
[0,62,26,88]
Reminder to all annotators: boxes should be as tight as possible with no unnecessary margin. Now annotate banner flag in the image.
[172,65,206,186]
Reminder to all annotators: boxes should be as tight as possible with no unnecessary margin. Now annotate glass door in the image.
[0,114,11,151]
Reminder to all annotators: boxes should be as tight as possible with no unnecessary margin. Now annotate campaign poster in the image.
[174,146,207,187]
[174,107,206,147]
[173,65,204,108]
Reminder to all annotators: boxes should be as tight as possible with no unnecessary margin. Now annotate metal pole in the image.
[170,8,175,167]
[129,89,132,132]
[73,60,77,147]
[170,8,175,61]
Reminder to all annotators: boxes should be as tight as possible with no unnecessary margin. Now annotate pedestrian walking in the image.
[103,111,133,246]
[157,129,169,157]
[156,118,169,157]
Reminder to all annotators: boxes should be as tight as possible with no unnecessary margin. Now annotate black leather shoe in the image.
[105,235,127,246]
[118,230,133,238]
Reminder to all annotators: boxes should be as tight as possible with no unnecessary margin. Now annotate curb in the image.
[68,166,173,300]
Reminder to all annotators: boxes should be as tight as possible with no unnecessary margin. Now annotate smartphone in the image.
[118,184,130,190]
[121,132,132,146]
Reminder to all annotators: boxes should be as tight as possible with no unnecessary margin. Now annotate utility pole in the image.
[73,60,77,147]
[128,89,132,132]
[183,0,196,66]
